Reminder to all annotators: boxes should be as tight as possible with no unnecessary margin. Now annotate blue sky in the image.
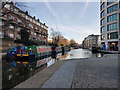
[20,2,100,44]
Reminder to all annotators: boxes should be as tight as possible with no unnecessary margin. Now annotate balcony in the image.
[8,19,18,25]
[2,17,7,21]
[9,25,14,29]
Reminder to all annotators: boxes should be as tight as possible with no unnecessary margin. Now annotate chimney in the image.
[33,16,36,19]
[37,19,40,22]
[25,11,28,15]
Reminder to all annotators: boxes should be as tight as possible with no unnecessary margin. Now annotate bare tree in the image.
[50,28,62,46]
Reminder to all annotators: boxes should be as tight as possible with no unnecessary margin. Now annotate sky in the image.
[18,1,100,44]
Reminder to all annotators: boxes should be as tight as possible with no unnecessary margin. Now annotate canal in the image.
[2,48,104,89]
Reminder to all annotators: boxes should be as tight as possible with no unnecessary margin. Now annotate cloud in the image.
[79,0,90,19]
[43,0,61,25]
[48,24,99,43]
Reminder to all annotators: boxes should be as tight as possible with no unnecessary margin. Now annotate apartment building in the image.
[1,2,48,51]
[82,34,101,49]
[100,0,120,50]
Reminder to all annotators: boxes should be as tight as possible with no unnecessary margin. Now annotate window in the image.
[4,4,10,10]
[107,4,118,13]
[9,33,14,38]
[34,26,38,29]
[101,10,105,18]
[101,34,106,40]
[17,19,22,23]
[0,21,2,26]
[101,3,105,10]
[107,22,118,31]
[107,0,118,5]
[31,32,33,34]
[29,24,33,28]
[101,26,106,33]
[34,33,36,35]
[0,31,4,38]
[108,32,118,39]
[101,18,105,25]
[26,16,29,20]
[17,27,21,31]
[9,25,14,29]
[14,8,18,14]
[107,13,118,22]
[8,15,14,20]
[22,13,25,18]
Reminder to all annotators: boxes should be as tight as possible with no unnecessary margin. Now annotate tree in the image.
[70,39,77,47]
[50,28,62,46]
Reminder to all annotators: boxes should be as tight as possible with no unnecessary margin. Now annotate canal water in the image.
[2,48,104,89]
[64,48,103,59]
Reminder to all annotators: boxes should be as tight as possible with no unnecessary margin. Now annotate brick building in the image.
[1,2,48,51]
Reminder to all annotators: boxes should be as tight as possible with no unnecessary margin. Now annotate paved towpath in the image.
[13,54,119,89]
[42,60,79,88]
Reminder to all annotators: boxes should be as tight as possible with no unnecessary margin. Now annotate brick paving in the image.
[71,57,118,88]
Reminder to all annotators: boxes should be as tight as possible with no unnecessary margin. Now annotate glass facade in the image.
[107,32,118,39]
[101,26,106,33]
[107,4,118,13]
[107,13,118,22]
[107,22,118,31]
[101,34,106,40]
[101,18,105,25]
[101,10,105,18]
[107,0,118,5]
[101,3,105,10]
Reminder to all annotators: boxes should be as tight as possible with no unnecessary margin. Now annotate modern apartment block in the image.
[82,34,101,49]
[100,0,120,51]
[1,2,48,51]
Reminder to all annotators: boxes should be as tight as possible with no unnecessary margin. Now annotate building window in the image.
[101,26,106,33]
[17,27,21,31]
[101,10,105,18]
[101,18,105,25]
[107,22,118,31]
[9,33,14,38]
[34,33,36,35]
[107,13,118,22]
[22,13,25,18]
[8,15,14,20]
[31,32,33,34]
[9,25,14,29]
[14,8,19,14]
[108,32,118,39]
[107,0,118,5]
[107,4,118,13]
[4,4,10,10]
[0,31,4,38]
[101,2,105,10]
[34,26,38,29]
[29,23,33,28]
[101,34,106,40]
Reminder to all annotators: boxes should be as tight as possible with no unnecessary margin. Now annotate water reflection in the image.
[2,48,104,89]
[62,48,104,60]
